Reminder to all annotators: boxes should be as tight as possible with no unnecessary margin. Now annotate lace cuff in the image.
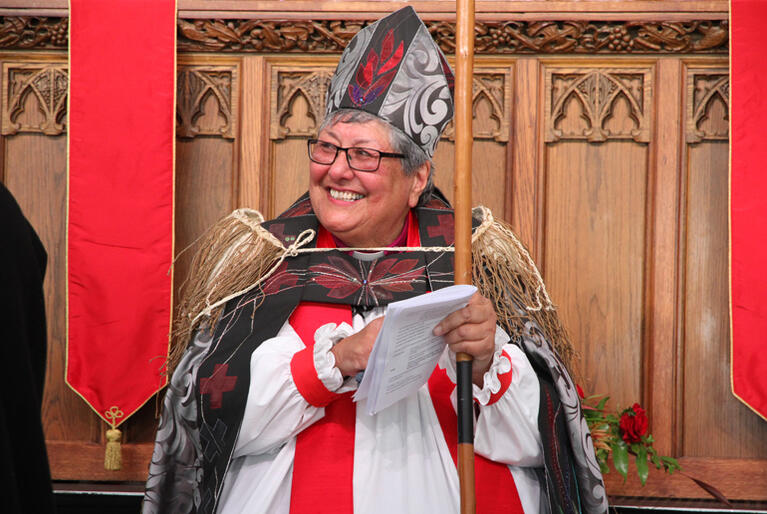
[439,325,513,406]
[312,322,356,392]
[474,346,513,406]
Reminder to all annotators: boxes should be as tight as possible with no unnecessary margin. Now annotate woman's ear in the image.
[408,162,431,208]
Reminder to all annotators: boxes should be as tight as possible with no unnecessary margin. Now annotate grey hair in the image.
[318,109,435,206]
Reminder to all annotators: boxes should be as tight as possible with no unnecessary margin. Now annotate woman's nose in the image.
[327,149,355,180]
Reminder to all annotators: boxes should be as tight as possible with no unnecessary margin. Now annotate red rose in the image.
[576,384,585,399]
[619,403,649,444]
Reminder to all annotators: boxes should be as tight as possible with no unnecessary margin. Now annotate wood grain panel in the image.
[3,133,103,444]
[432,139,507,217]
[121,396,162,444]
[606,456,767,501]
[173,137,236,303]
[542,140,647,404]
[271,137,310,217]
[645,58,682,456]
[683,140,767,458]
[240,56,266,210]
[47,441,152,481]
[510,58,540,253]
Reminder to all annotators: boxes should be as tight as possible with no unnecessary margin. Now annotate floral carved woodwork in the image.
[0,17,729,55]
[545,68,652,143]
[686,69,729,143]
[177,66,238,139]
[1,63,68,136]
[271,68,509,142]
[177,19,728,55]
[433,20,728,55]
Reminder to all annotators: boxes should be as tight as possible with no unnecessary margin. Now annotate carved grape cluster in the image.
[50,18,68,47]
[606,26,633,51]
[489,27,514,46]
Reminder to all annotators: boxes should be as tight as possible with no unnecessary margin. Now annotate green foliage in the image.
[580,393,681,484]
[611,440,629,479]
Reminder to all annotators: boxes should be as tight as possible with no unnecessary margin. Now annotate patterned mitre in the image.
[325,6,455,158]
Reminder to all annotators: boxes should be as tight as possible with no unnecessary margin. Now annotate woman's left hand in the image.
[433,292,497,386]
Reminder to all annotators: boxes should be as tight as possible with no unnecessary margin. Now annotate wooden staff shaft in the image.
[454,0,476,512]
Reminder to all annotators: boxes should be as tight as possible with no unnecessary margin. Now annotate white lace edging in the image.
[439,325,512,406]
[473,343,512,405]
[312,322,357,392]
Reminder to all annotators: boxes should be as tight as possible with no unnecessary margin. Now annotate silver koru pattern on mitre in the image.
[324,6,455,159]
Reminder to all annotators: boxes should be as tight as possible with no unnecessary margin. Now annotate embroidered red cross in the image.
[426,214,454,244]
[200,363,237,409]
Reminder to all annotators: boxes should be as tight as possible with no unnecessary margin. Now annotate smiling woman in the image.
[308,113,430,248]
[144,6,605,514]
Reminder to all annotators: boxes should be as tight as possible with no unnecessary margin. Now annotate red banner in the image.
[67,0,176,430]
[731,0,767,421]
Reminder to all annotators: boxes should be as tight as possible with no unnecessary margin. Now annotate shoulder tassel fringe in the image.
[470,207,576,373]
[167,206,576,377]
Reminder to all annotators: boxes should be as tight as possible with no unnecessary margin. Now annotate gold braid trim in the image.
[167,206,576,377]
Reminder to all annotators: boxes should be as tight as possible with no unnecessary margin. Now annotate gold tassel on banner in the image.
[104,427,122,470]
[104,406,124,470]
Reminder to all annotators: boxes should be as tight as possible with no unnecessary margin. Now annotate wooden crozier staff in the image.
[454,0,477,512]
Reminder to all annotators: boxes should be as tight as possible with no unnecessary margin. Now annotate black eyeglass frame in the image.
[307,138,406,172]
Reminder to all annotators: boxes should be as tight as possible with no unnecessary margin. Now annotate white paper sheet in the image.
[354,285,477,415]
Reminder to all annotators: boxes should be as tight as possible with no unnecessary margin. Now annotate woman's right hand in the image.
[330,317,384,377]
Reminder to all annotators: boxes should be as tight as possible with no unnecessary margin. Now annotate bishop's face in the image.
[308,119,429,248]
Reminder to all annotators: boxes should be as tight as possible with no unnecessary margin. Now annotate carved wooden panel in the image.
[441,69,511,142]
[542,140,648,409]
[1,62,68,136]
[177,65,238,139]
[544,67,652,143]
[270,68,334,140]
[686,68,729,143]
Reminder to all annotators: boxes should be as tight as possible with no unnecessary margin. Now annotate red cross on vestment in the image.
[426,214,455,244]
[200,363,237,409]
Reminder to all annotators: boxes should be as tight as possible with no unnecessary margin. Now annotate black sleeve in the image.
[0,181,56,514]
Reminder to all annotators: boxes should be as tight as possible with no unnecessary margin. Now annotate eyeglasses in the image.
[307,139,406,172]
